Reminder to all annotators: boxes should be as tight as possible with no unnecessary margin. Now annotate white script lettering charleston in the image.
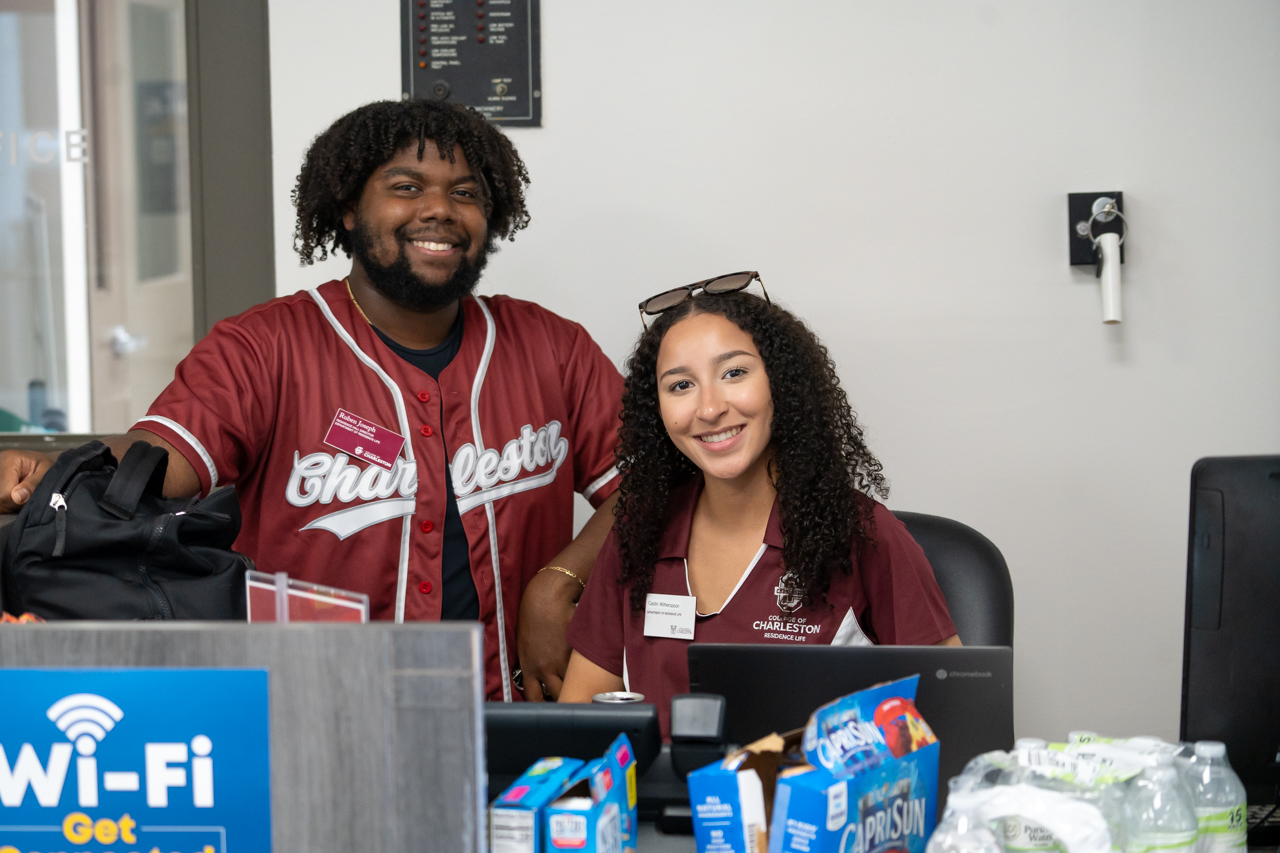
[450,420,569,514]
[286,420,569,538]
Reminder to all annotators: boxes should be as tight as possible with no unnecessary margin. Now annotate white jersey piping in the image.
[470,297,497,451]
[485,501,511,702]
[685,542,767,617]
[472,297,513,702]
[136,415,219,491]
[309,288,416,622]
[582,465,619,502]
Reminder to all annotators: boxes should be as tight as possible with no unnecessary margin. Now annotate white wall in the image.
[269,0,1280,740]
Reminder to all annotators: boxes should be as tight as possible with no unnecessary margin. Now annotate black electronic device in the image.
[687,644,1014,799]
[669,693,728,777]
[484,702,660,798]
[1180,456,1280,843]
[401,0,541,127]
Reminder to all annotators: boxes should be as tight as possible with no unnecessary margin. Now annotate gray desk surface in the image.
[638,822,697,852]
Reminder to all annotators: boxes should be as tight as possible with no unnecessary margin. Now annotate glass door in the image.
[0,0,192,436]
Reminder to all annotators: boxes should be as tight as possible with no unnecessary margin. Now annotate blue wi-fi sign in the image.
[0,669,270,853]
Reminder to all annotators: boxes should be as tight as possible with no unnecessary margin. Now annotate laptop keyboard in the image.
[1250,803,1280,829]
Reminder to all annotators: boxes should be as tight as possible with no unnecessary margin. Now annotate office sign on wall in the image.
[0,669,270,853]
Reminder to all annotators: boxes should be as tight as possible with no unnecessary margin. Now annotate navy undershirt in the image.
[373,308,479,621]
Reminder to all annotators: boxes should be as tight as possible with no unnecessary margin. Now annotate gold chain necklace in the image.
[345,278,373,326]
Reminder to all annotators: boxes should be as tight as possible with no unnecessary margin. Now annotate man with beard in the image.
[0,100,623,703]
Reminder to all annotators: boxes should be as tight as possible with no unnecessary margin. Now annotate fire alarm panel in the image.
[402,0,542,127]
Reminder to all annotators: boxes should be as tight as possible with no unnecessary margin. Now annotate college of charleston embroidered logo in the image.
[285,419,568,538]
[774,578,804,614]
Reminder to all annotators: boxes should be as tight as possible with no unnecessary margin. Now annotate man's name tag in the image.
[643,593,696,641]
[323,408,406,471]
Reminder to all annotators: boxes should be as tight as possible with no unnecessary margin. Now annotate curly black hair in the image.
[291,99,531,264]
[615,291,889,612]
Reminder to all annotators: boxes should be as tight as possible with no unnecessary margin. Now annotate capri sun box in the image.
[491,756,586,853]
[688,675,940,853]
[543,733,640,853]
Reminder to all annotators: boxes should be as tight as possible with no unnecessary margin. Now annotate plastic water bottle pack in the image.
[927,780,1004,853]
[928,733,1248,853]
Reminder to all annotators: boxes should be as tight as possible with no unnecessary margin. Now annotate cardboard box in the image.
[491,756,587,853]
[689,675,940,853]
[770,675,939,853]
[688,731,807,853]
[591,733,640,851]
[768,743,939,853]
[537,733,640,853]
[545,760,623,853]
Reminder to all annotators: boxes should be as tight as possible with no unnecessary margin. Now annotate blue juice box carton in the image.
[545,759,623,853]
[592,733,640,851]
[490,756,586,853]
[770,675,940,853]
[688,730,801,853]
[543,733,639,853]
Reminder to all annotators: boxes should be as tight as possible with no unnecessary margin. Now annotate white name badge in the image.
[643,593,697,641]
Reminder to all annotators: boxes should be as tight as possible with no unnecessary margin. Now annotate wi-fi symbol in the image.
[46,694,125,756]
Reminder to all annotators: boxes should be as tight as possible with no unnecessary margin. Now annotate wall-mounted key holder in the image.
[1069,192,1128,324]
[1068,192,1125,265]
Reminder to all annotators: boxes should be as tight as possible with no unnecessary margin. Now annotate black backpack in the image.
[0,440,249,620]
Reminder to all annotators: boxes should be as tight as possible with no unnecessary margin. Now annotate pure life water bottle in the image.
[1125,754,1199,853]
[1185,742,1247,853]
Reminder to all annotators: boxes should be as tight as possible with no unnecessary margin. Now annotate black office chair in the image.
[893,511,1014,647]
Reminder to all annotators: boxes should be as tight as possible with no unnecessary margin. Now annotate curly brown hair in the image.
[615,291,889,611]
[291,100,530,264]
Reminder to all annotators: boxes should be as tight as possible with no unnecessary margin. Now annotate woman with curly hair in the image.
[561,277,957,736]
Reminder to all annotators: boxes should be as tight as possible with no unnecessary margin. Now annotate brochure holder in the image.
[245,570,370,623]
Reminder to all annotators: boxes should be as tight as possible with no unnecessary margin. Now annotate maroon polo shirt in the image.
[567,476,956,738]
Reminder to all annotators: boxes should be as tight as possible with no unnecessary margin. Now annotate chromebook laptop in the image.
[687,643,1014,792]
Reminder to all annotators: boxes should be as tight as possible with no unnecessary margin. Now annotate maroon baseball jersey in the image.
[566,476,956,738]
[135,280,623,701]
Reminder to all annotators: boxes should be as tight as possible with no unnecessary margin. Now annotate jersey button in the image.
[420,425,434,437]
[420,520,434,533]
[418,581,432,595]
[417,390,431,403]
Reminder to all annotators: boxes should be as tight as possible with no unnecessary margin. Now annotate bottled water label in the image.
[997,816,1062,852]
[1127,830,1198,853]
[1195,806,1246,853]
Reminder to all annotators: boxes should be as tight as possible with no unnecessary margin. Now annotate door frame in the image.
[184,0,275,339]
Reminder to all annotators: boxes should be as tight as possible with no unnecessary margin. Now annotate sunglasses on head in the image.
[638,271,769,327]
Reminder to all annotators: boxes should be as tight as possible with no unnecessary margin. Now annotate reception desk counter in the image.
[0,622,484,853]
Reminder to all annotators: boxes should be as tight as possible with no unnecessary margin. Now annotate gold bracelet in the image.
[538,565,586,589]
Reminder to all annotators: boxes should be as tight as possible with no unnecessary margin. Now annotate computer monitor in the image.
[1181,456,1280,819]
[484,702,662,798]
[687,644,1014,795]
